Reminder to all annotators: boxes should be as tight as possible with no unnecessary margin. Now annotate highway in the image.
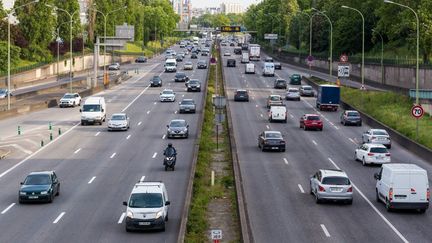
[0,45,210,242]
[221,45,432,243]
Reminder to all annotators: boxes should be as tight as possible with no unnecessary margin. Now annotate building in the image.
[181,0,192,24]
[191,8,205,18]
[206,7,221,15]
[220,2,243,14]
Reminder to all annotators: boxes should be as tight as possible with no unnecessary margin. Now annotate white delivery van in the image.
[268,105,287,123]
[80,97,106,125]
[262,62,275,77]
[165,59,177,72]
[245,63,255,74]
[375,163,429,212]
[241,53,249,63]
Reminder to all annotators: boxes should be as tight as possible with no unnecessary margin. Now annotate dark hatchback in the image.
[19,171,60,203]
[274,62,282,69]
[340,110,362,126]
[135,56,147,63]
[258,131,286,152]
[150,76,162,87]
[174,72,189,82]
[234,89,249,102]
[274,79,287,89]
[227,59,236,67]
[197,60,207,69]
[191,53,198,59]
[290,74,302,85]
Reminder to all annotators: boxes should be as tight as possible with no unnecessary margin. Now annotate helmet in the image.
[168,143,173,147]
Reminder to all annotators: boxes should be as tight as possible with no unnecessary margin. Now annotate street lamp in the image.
[372,29,384,84]
[6,0,39,110]
[46,4,79,93]
[341,5,365,88]
[312,8,333,79]
[90,5,127,86]
[55,22,68,76]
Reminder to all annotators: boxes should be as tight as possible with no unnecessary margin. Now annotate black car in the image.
[19,171,60,203]
[274,79,287,89]
[135,56,147,63]
[258,131,286,152]
[187,79,201,92]
[234,48,242,55]
[274,62,282,69]
[191,53,198,59]
[340,110,362,126]
[197,60,207,69]
[230,42,235,46]
[234,89,249,102]
[150,76,162,87]
[227,59,236,67]
[174,72,189,82]
[176,55,183,62]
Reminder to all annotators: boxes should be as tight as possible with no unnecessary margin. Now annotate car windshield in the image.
[302,86,312,90]
[370,147,388,153]
[63,94,74,98]
[0,89,6,94]
[292,74,300,78]
[307,116,320,121]
[237,91,247,95]
[152,76,160,81]
[277,80,286,84]
[347,112,360,117]
[82,104,101,112]
[176,73,185,78]
[24,174,51,185]
[322,177,350,185]
[181,100,194,105]
[166,62,175,66]
[270,96,281,101]
[189,80,199,84]
[170,121,186,127]
[372,130,388,136]
[111,115,126,120]
[162,90,173,95]
[266,132,282,139]
[185,62,192,65]
[288,89,299,93]
[128,193,163,208]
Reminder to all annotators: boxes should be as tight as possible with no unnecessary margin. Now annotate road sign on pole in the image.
[264,34,278,40]
[211,229,222,242]
[340,54,348,63]
[411,105,424,119]
[337,64,350,77]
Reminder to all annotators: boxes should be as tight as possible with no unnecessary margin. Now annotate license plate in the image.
[330,188,343,192]
[376,156,383,159]
[88,120,94,122]
[185,109,190,111]
[28,196,38,199]
[312,122,318,125]
[271,147,278,149]
[139,222,151,226]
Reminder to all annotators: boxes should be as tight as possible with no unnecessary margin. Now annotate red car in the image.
[300,114,323,131]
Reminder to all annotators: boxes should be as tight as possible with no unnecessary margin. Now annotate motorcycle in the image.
[164,151,176,171]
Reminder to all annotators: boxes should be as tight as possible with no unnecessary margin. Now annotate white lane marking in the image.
[289,114,294,119]
[260,114,264,117]
[329,122,335,126]
[326,157,408,243]
[298,184,305,193]
[312,140,318,146]
[121,85,150,112]
[118,212,126,224]
[283,158,289,165]
[174,111,178,114]
[349,138,357,144]
[152,152,157,158]
[255,105,258,108]
[140,176,145,182]
[266,125,270,129]
[74,148,81,154]
[153,102,157,105]
[334,126,339,130]
[88,176,96,184]
[126,134,131,140]
[320,224,331,237]
[182,94,185,97]
[1,203,15,214]
[95,132,100,137]
[110,153,116,159]
[53,212,66,224]
[162,134,166,139]
[147,110,150,114]
[137,121,142,126]
[107,99,112,103]
[324,117,330,122]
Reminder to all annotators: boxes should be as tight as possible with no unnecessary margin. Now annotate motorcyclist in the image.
[163,143,177,157]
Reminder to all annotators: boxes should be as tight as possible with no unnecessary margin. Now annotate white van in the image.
[268,105,287,123]
[165,59,177,72]
[80,97,106,125]
[375,163,429,212]
[245,63,255,74]
[123,181,170,231]
[241,53,249,63]
[262,62,275,77]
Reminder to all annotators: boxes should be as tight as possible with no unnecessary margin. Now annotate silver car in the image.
[285,88,300,101]
[179,99,196,113]
[300,85,314,97]
[0,88,11,99]
[362,129,391,148]
[108,63,120,70]
[310,169,353,204]
[107,113,130,131]
[167,119,189,138]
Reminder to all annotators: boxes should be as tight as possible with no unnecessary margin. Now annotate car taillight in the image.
[318,185,325,192]
[427,188,430,201]
[385,153,391,156]
[367,153,374,156]
[389,188,393,201]
[411,188,416,193]
[347,187,353,192]
[280,141,285,144]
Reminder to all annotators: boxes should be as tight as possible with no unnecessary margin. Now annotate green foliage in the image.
[54,0,81,42]
[191,13,243,28]
[0,41,21,73]
[21,44,53,62]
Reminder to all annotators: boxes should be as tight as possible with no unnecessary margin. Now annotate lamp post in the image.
[46,4,79,93]
[313,8,333,79]
[55,22,68,76]
[342,5,365,88]
[372,29,384,84]
[91,5,127,86]
[6,0,39,110]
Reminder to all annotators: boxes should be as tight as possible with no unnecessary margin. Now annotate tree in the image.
[54,0,81,43]
[0,41,21,73]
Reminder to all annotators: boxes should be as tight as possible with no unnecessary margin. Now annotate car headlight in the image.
[40,191,48,195]
[19,191,26,195]
[183,128,188,132]
[95,116,101,119]
[155,210,163,219]
[127,210,134,219]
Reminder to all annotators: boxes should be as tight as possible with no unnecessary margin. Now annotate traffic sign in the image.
[411,105,424,119]
[221,26,241,32]
[211,229,222,240]
[264,34,278,40]
[340,54,348,63]
[306,55,314,66]
[337,64,350,77]
[210,57,217,65]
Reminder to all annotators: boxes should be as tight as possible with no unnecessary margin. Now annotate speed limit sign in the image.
[411,105,424,119]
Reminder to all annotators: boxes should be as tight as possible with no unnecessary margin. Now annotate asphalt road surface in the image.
[221,46,432,243]
[0,45,210,242]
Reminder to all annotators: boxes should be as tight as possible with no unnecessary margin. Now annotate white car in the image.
[0,88,11,99]
[108,63,120,70]
[355,143,391,166]
[183,62,193,70]
[59,93,81,107]
[362,129,391,148]
[224,52,231,56]
[107,113,130,131]
[159,89,176,102]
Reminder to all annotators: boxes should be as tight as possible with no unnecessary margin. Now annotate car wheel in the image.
[343,121,346,126]
[56,185,60,196]
[18,199,23,204]
[387,144,391,149]
[362,157,367,166]
[385,199,392,212]
[418,209,426,214]
[261,145,265,152]
[73,102,76,107]
[376,190,380,203]
[358,122,362,126]
[165,213,169,221]
[48,193,54,203]
[81,121,85,126]
[172,165,175,171]
[161,223,166,232]
[309,184,314,195]
[354,152,358,161]
[125,226,132,232]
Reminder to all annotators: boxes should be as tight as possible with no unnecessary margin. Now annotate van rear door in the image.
[392,172,410,203]
[409,172,428,203]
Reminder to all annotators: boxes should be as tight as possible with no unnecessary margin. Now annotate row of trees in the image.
[0,0,179,72]
[243,0,432,63]
[190,13,244,28]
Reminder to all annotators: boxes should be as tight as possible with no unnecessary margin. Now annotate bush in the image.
[21,44,52,62]
[0,41,21,73]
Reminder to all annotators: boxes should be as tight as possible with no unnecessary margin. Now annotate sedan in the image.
[160,89,176,102]
[184,61,194,70]
[300,85,314,97]
[355,143,391,166]
[223,52,231,56]
[340,110,362,126]
[108,63,120,70]
[150,76,162,87]
[19,171,60,203]
[362,129,391,148]
[176,55,183,62]
[286,88,300,101]
[197,60,207,69]
[179,99,196,113]
[135,56,147,63]
[107,113,130,131]
[167,119,189,138]
[310,169,353,204]
[258,131,286,152]
[274,62,282,70]
[174,72,189,82]
[187,79,201,92]
[234,89,249,102]
[264,57,274,62]
[300,114,323,131]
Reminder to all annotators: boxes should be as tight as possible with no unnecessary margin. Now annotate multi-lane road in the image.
[221,45,432,242]
[0,46,210,242]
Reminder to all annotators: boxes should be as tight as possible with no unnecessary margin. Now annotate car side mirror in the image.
[165,201,171,206]
[374,173,380,180]
[79,109,82,112]
[20,182,23,185]
[187,125,189,128]
[166,125,169,128]
[123,201,127,206]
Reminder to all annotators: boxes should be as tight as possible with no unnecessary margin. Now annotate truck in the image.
[80,97,106,125]
[249,44,260,61]
[316,84,340,111]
